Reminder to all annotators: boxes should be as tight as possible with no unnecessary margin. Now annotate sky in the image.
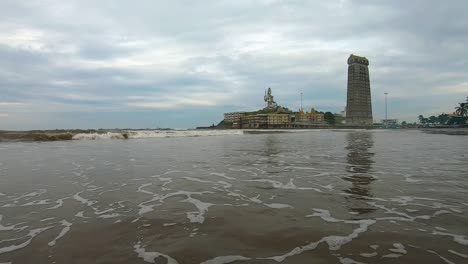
[0,0,467,129]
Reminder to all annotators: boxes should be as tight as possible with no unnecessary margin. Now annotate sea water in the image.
[0,129,467,263]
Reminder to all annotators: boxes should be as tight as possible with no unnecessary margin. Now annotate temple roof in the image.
[348,54,369,66]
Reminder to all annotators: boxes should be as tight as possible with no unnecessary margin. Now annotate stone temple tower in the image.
[346,54,373,126]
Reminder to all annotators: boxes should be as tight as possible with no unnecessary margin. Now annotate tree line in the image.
[418,97,468,125]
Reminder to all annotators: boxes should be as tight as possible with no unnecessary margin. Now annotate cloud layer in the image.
[1,0,467,129]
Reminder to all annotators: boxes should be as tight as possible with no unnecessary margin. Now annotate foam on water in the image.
[184,195,214,224]
[448,249,468,258]
[19,199,50,206]
[73,130,244,140]
[137,190,214,223]
[0,215,16,231]
[427,250,456,264]
[388,243,407,254]
[200,255,251,264]
[1,129,467,263]
[338,257,366,264]
[99,213,121,219]
[73,192,97,207]
[360,252,378,258]
[47,198,66,209]
[0,226,52,254]
[245,178,321,192]
[260,210,376,262]
[264,203,292,209]
[134,242,179,264]
[48,220,72,246]
[0,215,25,231]
[432,231,468,245]
[382,253,402,258]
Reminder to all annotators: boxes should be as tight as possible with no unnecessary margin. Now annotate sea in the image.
[0,129,467,264]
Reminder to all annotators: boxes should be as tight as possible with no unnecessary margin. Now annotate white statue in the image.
[264,87,277,109]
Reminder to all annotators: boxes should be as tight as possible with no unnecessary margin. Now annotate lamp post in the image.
[384,92,388,126]
[300,92,303,112]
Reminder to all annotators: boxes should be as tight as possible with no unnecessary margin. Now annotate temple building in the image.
[346,54,373,126]
[223,88,325,129]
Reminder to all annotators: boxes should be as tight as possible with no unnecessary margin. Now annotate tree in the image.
[438,114,449,125]
[418,115,426,124]
[455,102,468,124]
[401,121,407,127]
[428,116,438,124]
[455,102,467,117]
[324,112,336,125]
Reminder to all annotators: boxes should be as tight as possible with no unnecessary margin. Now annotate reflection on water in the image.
[264,135,280,156]
[343,132,376,215]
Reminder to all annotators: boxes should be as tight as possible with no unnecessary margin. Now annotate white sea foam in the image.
[0,215,16,231]
[73,130,244,140]
[20,199,50,206]
[448,249,468,258]
[72,132,126,140]
[137,191,214,223]
[432,231,468,245]
[427,250,456,264]
[184,195,214,224]
[134,242,179,264]
[264,203,292,209]
[389,243,407,254]
[99,213,121,219]
[339,257,366,264]
[306,208,342,223]
[200,255,251,264]
[39,218,55,223]
[47,198,66,209]
[0,215,26,232]
[245,178,321,192]
[382,253,402,258]
[138,183,154,195]
[98,189,121,196]
[48,220,72,246]
[360,252,378,258]
[12,189,46,202]
[264,210,375,262]
[210,172,236,180]
[75,211,89,218]
[73,192,96,207]
[0,226,52,254]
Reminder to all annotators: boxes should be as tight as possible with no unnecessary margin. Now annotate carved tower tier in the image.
[346,54,373,126]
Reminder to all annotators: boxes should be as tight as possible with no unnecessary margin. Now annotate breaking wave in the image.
[72,130,244,140]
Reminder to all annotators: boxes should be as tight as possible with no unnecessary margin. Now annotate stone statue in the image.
[264,87,277,109]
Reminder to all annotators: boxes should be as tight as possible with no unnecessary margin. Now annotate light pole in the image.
[384,92,388,125]
[300,92,303,112]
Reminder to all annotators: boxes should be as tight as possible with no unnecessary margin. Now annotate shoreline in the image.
[1,127,467,142]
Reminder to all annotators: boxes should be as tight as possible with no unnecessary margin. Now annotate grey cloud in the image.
[0,0,467,129]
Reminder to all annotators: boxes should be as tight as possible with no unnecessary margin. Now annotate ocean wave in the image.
[72,130,244,140]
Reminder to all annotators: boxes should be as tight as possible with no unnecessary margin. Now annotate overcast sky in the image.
[1,0,467,129]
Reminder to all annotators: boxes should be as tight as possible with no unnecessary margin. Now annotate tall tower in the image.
[346,54,373,126]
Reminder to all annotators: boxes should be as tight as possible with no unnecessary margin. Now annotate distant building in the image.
[223,88,326,129]
[224,112,245,124]
[241,114,268,128]
[382,119,399,127]
[294,108,324,124]
[346,54,373,126]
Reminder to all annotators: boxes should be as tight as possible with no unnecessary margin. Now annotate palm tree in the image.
[455,103,467,117]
